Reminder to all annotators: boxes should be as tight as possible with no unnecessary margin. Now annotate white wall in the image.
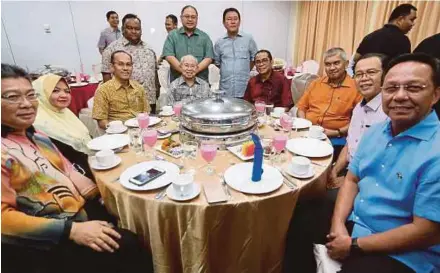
[1,1,296,75]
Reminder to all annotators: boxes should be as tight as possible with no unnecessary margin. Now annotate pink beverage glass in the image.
[173,103,183,117]
[280,114,293,134]
[137,113,149,129]
[273,135,288,153]
[255,101,266,113]
[201,143,217,175]
[142,129,157,159]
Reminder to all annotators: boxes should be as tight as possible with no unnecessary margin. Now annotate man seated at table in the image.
[1,63,153,273]
[296,47,362,138]
[243,49,293,108]
[328,53,388,189]
[93,50,150,129]
[284,53,440,273]
[166,54,210,105]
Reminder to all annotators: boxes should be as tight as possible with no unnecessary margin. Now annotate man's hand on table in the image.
[70,221,120,253]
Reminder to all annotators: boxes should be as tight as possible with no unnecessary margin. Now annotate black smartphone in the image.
[129,167,166,186]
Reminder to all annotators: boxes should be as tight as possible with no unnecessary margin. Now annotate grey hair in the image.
[323,47,347,62]
[180,55,198,64]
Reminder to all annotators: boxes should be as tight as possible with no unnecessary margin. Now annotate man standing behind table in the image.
[328,53,388,189]
[162,5,214,83]
[296,47,362,138]
[244,49,293,108]
[97,11,122,55]
[93,50,150,130]
[101,13,159,113]
[354,4,417,62]
[214,7,258,98]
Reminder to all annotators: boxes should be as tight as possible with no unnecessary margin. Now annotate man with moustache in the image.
[284,53,440,273]
[162,5,214,83]
[214,7,258,98]
[297,47,362,138]
[97,11,121,54]
[328,53,388,189]
[243,49,293,108]
[101,13,159,112]
[94,50,150,129]
[354,4,417,62]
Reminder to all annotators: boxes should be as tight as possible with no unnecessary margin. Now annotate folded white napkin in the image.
[313,244,342,273]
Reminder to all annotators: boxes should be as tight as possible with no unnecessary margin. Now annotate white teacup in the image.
[290,156,311,175]
[107,120,124,131]
[172,173,194,197]
[273,107,285,117]
[162,105,173,113]
[309,125,325,139]
[95,149,115,167]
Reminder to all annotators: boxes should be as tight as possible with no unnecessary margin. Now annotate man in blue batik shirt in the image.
[214,7,258,98]
[284,53,440,273]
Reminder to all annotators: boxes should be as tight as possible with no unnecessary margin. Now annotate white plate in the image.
[227,145,254,161]
[124,116,162,127]
[285,165,315,179]
[69,82,88,87]
[120,161,180,191]
[154,145,183,158]
[286,138,333,158]
[157,133,172,139]
[87,134,129,151]
[159,111,175,117]
[307,132,326,140]
[224,163,283,194]
[271,112,283,118]
[166,183,200,201]
[275,118,312,129]
[89,155,122,170]
[105,126,127,134]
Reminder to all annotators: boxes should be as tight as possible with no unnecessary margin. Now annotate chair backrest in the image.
[158,61,171,89]
[291,73,319,104]
[208,64,220,86]
[301,60,320,75]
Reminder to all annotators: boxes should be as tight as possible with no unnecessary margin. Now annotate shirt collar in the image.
[384,23,404,33]
[178,27,200,36]
[362,93,382,111]
[384,111,439,141]
[177,76,201,86]
[256,70,274,83]
[121,36,143,46]
[222,31,244,39]
[112,77,134,90]
[322,73,352,88]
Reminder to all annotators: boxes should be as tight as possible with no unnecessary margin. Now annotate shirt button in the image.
[355,139,358,143]
[381,164,385,168]
[360,199,364,203]
[388,143,392,147]
[356,216,359,220]
[376,183,379,187]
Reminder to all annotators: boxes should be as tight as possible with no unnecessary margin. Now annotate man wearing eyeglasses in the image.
[162,5,214,83]
[166,55,210,105]
[101,13,159,113]
[328,53,388,189]
[285,53,440,273]
[243,49,293,108]
[214,7,258,98]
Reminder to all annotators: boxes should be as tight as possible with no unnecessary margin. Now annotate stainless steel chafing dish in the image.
[179,90,257,149]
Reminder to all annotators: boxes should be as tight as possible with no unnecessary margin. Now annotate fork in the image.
[154,188,167,200]
[218,173,232,200]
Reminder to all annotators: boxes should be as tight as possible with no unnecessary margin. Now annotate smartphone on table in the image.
[129,167,166,186]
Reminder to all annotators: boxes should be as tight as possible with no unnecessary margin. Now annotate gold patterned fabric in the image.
[91,119,331,273]
[92,78,150,122]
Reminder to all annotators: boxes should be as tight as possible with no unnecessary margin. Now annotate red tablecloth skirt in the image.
[68,83,99,116]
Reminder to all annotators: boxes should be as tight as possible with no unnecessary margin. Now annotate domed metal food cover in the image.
[180,90,257,134]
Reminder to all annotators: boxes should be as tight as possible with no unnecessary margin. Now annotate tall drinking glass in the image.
[137,113,149,130]
[128,128,143,156]
[272,134,288,164]
[172,102,183,122]
[142,129,158,159]
[280,114,293,137]
[183,141,198,174]
[200,142,217,175]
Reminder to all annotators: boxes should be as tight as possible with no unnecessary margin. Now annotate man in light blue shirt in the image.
[285,53,440,273]
[214,8,258,98]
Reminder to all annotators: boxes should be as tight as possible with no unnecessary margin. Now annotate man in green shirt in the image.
[162,5,214,83]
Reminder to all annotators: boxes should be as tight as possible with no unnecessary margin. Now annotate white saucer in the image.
[90,155,122,170]
[157,133,172,139]
[271,112,284,118]
[159,111,175,117]
[307,133,326,140]
[106,126,127,134]
[285,165,315,179]
[69,82,88,87]
[166,183,200,201]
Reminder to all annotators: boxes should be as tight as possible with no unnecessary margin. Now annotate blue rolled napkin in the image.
[251,133,264,182]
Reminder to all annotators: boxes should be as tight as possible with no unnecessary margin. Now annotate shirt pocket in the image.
[235,45,249,60]
[328,96,350,116]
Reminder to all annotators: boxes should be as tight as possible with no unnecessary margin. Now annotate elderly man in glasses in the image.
[328,53,388,189]
[284,53,440,273]
[243,49,293,108]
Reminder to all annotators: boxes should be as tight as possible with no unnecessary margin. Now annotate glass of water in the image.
[128,128,142,156]
[183,141,198,174]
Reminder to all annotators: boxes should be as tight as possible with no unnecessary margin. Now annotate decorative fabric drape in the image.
[293,1,440,74]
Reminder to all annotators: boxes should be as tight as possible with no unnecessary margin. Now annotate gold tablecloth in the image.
[92,120,332,273]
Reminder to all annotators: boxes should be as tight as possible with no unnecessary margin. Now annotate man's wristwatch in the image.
[350,237,364,256]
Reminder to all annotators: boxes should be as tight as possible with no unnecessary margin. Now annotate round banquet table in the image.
[91,118,332,273]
